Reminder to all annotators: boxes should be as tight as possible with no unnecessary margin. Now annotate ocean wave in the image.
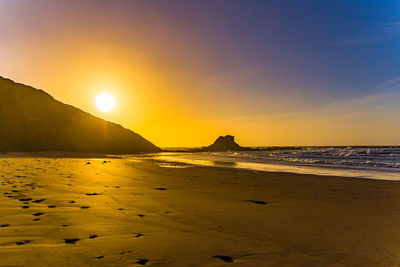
[211,146,400,169]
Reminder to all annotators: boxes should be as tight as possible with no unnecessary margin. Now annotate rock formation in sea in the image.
[0,76,161,153]
[199,135,251,152]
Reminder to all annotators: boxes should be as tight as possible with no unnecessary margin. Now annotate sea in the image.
[155,146,400,181]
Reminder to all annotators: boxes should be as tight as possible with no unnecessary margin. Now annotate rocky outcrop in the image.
[199,135,251,152]
[0,76,161,153]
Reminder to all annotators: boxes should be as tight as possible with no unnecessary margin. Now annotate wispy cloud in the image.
[330,21,400,48]
[332,35,383,47]
[375,75,400,93]
[379,21,400,33]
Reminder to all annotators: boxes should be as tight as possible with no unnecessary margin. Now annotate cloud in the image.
[331,35,383,47]
[379,21,400,33]
[330,20,400,48]
[375,76,400,93]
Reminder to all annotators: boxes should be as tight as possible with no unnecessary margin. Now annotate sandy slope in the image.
[1,154,400,266]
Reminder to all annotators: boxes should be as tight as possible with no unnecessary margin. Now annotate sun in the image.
[95,93,116,112]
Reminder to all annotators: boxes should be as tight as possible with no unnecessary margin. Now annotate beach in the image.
[1,154,400,266]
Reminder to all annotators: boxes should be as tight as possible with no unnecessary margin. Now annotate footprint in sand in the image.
[136,259,149,265]
[246,200,267,205]
[213,255,234,263]
[21,206,29,209]
[135,233,144,237]
[16,240,31,246]
[0,224,10,227]
[85,193,100,196]
[19,198,32,202]
[32,199,46,203]
[89,235,98,239]
[120,250,133,255]
[32,212,44,216]
[154,187,167,190]
[80,206,90,209]
[32,218,40,221]
[64,238,79,244]
[95,256,104,259]
[137,214,145,217]
[48,205,57,208]
[69,201,76,203]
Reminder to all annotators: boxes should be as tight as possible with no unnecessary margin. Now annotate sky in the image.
[1,0,400,147]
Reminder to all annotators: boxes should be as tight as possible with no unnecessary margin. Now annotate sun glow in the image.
[95,93,116,112]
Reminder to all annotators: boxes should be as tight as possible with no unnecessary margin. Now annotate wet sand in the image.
[1,154,400,266]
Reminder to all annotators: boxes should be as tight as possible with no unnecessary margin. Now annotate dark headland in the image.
[0,76,160,153]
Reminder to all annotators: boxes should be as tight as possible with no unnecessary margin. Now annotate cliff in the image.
[0,76,161,153]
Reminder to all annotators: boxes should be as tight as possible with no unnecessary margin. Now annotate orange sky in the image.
[1,1,400,147]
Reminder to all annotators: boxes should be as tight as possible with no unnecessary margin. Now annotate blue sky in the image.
[143,1,400,89]
[139,0,400,116]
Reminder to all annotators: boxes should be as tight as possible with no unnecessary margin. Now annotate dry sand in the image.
[1,154,400,266]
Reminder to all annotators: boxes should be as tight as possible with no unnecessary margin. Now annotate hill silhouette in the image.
[0,76,161,153]
[199,135,251,152]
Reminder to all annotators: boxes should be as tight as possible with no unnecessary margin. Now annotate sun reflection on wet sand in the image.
[154,153,400,181]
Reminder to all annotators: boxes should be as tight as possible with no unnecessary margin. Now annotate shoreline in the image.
[153,152,400,181]
[2,151,399,181]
